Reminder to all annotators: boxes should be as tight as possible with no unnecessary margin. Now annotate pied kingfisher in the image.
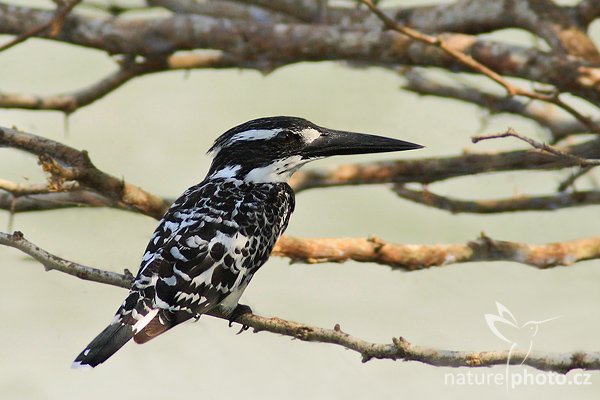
[73,116,422,368]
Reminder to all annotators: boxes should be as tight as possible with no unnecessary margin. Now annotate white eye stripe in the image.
[210,126,322,157]
[210,129,283,156]
[229,129,283,144]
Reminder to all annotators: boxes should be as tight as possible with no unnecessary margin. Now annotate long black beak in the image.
[302,128,423,158]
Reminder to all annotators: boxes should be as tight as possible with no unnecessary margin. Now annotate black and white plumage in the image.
[72,116,422,368]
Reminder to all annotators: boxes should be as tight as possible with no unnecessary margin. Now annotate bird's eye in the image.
[278,130,296,141]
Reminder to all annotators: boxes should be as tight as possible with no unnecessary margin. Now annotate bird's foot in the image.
[227,303,253,334]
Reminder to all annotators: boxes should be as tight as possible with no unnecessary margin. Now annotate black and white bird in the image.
[72,116,422,368]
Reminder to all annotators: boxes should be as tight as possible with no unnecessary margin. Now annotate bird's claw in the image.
[227,303,253,332]
[236,324,250,335]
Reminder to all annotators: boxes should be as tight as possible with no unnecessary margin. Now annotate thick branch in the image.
[232,0,322,22]
[0,0,81,52]
[274,234,600,270]
[0,126,170,218]
[575,0,600,26]
[395,0,600,61]
[146,0,295,23]
[1,230,598,373]
[2,3,600,108]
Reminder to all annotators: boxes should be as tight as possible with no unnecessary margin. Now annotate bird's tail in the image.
[72,292,158,369]
[133,308,193,344]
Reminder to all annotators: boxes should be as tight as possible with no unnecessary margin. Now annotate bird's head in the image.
[207,116,423,183]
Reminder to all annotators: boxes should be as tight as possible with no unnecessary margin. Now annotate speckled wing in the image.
[124,179,295,341]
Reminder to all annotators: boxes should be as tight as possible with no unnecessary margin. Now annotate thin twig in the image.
[472,128,600,166]
[0,179,53,196]
[1,230,598,373]
[0,189,123,213]
[0,230,131,286]
[0,51,234,113]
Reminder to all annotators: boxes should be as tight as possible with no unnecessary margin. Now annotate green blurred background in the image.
[1,1,599,399]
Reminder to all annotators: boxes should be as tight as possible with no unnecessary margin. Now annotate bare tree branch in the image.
[231,0,322,22]
[557,166,596,192]
[274,234,600,270]
[0,189,120,213]
[575,0,600,26]
[0,62,136,113]
[402,70,592,142]
[3,182,600,268]
[0,51,236,113]
[393,185,600,214]
[77,1,150,15]
[290,137,600,191]
[2,0,599,379]
[5,140,599,215]
[146,0,295,23]
[235,315,600,372]
[0,0,81,52]
[361,0,600,133]
[0,126,170,219]
[0,230,132,286]
[1,230,598,373]
[394,0,600,61]
[3,123,600,222]
[2,3,600,109]
[472,128,600,166]
[385,129,600,214]
[0,179,54,196]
